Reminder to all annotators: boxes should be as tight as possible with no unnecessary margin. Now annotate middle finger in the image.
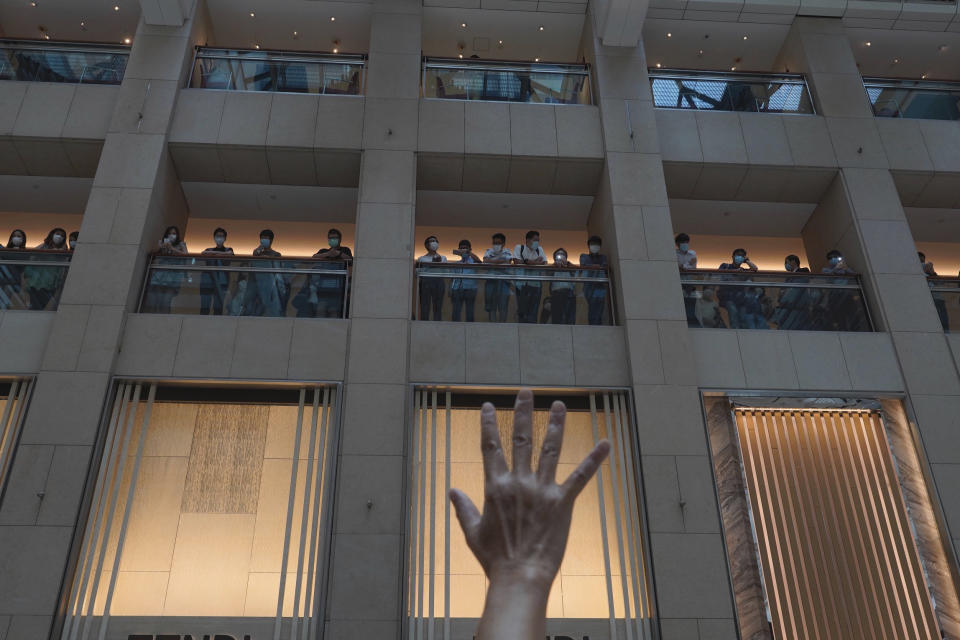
[512,389,534,476]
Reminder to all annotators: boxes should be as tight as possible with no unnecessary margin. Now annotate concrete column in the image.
[788,16,960,579]
[0,5,208,638]
[584,13,736,639]
[325,1,420,637]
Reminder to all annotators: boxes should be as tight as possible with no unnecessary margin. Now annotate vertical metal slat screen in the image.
[407,389,653,640]
[734,408,942,640]
[0,378,35,498]
[60,382,337,640]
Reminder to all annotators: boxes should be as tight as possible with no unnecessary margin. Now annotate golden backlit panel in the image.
[0,381,33,496]
[407,391,651,638]
[735,409,941,640]
[63,385,336,640]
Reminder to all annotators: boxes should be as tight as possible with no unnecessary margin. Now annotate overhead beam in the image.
[139,0,188,26]
[593,0,648,47]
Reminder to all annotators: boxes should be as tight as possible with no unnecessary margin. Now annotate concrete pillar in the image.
[787,16,960,577]
[324,1,420,637]
[583,13,736,639]
[0,4,208,638]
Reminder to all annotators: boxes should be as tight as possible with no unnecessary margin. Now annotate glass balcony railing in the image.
[680,270,872,331]
[0,40,128,84]
[650,69,815,114]
[189,47,365,94]
[415,262,613,325]
[422,58,592,105]
[0,250,71,310]
[139,254,351,318]
[927,277,960,332]
[865,78,960,121]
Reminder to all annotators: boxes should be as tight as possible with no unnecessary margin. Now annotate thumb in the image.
[449,488,481,535]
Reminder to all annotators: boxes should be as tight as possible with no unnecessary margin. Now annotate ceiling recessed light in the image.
[656,62,661,68]
[113,4,119,9]
[731,66,736,71]
[498,39,503,45]
[538,25,545,31]
[893,57,900,64]
[938,44,948,52]
[249,11,255,17]
[29,1,37,6]
[43,33,50,39]
[458,53,463,58]
[865,41,871,47]
[80,20,87,30]
[535,57,540,62]
[743,35,748,40]
[292,30,299,39]
[667,32,672,37]
[921,73,928,79]
[329,16,335,21]
[698,49,704,55]
[123,37,131,44]
[254,43,260,49]
[460,22,467,28]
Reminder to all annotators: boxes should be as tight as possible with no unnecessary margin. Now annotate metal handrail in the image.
[649,68,808,83]
[415,262,610,283]
[423,57,590,75]
[194,46,366,66]
[0,39,129,56]
[863,77,960,92]
[680,269,864,290]
[149,253,351,275]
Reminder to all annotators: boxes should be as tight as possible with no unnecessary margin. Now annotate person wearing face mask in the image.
[717,248,758,328]
[24,227,69,310]
[68,231,79,251]
[482,233,513,322]
[0,230,28,309]
[417,235,447,321]
[513,230,547,323]
[579,236,608,325]
[199,227,233,316]
[245,229,288,317]
[145,226,188,313]
[772,254,812,330]
[919,252,949,331]
[676,233,699,327]
[819,250,861,331]
[450,239,481,322]
[549,249,577,324]
[297,228,354,319]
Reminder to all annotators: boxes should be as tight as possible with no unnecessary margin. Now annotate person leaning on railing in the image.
[513,231,548,324]
[417,235,447,321]
[548,249,577,325]
[717,248,761,329]
[145,226,188,314]
[0,230,28,310]
[579,236,608,326]
[772,254,812,330]
[296,228,352,319]
[24,227,69,310]
[198,227,234,316]
[245,229,288,317]
[482,233,513,323]
[450,239,481,323]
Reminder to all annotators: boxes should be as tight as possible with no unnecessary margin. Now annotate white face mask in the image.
[588,244,601,254]
[52,234,64,245]
[428,241,439,251]
[492,244,502,252]
[260,238,271,248]
[530,240,540,250]
[214,236,225,246]
[166,234,178,244]
[328,237,340,248]
[69,240,77,249]
[10,236,23,247]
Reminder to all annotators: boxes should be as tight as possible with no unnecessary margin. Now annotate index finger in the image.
[480,402,508,481]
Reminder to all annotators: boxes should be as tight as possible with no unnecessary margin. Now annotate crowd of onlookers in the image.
[0,228,78,310]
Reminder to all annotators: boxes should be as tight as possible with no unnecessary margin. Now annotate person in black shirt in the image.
[246,229,287,316]
[773,254,811,329]
[300,228,353,318]
[579,235,608,325]
[199,227,233,315]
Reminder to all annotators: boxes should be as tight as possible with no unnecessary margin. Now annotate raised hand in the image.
[449,389,610,640]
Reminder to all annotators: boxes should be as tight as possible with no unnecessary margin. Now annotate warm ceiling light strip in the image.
[734,408,942,640]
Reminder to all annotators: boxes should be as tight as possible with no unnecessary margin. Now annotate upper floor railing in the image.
[0,39,128,85]
[650,69,815,114]
[865,78,960,121]
[0,249,72,311]
[422,57,592,105]
[680,270,872,331]
[139,254,351,318]
[189,47,365,95]
[927,277,959,332]
[415,262,612,325]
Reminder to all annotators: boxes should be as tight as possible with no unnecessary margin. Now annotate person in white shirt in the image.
[512,230,547,323]
[483,232,513,322]
[417,235,447,320]
[676,232,699,327]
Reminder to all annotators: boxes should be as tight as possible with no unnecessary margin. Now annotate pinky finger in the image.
[561,440,611,501]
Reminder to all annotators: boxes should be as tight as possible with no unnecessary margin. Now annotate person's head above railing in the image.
[146,226,354,262]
